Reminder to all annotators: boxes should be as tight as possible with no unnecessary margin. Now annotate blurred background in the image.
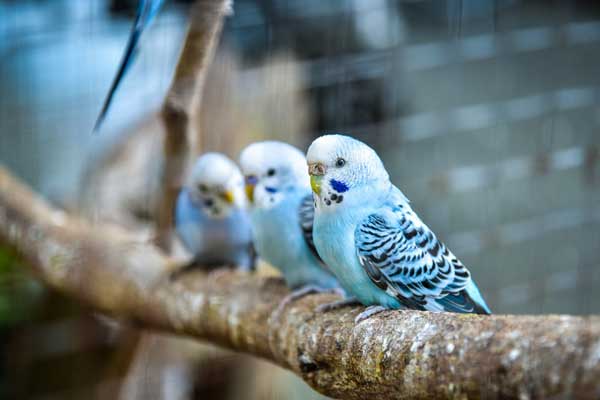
[1,0,599,398]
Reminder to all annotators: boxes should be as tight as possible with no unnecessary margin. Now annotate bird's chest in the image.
[315,219,351,266]
[178,210,249,253]
[314,216,365,283]
[252,202,302,266]
[314,211,395,306]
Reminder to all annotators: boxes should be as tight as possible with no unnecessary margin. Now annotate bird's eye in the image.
[335,158,346,168]
[198,184,208,193]
[267,168,276,177]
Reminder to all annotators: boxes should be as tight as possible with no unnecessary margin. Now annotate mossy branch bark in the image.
[1,166,599,400]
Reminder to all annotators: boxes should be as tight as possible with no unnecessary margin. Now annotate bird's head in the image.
[306,134,390,211]
[239,141,309,209]
[188,152,246,217]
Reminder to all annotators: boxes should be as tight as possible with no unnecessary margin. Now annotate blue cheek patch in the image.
[265,187,278,194]
[330,179,349,193]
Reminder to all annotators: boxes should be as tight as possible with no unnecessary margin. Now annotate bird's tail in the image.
[463,280,492,314]
[433,280,492,315]
[94,0,165,132]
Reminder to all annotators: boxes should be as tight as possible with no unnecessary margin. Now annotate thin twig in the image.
[156,0,232,250]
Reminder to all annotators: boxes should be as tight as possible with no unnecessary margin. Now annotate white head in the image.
[239,141,309,209]
[306,134,390,211]
[187,152,246,217]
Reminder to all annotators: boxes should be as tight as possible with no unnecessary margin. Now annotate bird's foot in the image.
[169,259,202,281]
[354,305,387,324]
[169,260,232,281]
[315,298,360,313]
[208,265,236,281]
[275,285,329,315]
[331,287,347,297]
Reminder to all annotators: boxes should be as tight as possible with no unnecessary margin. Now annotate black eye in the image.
[335,158,346,168]
[267,168,276,177]
[198,184,208,193]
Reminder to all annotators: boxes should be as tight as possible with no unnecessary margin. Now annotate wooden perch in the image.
[1,166,600,400]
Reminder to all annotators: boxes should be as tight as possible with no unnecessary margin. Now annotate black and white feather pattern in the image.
[355,189,489,314]
[299,193,326,264]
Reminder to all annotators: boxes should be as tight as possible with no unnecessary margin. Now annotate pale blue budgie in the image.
[95,0,165,130]
[307,134,491,322]
[174,153,255,272]
[239,141,339,293]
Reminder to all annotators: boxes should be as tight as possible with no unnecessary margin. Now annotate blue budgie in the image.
[174,153,255,273]
[307,134,491,322]
[95,0,165,131]
[239,141,339,295]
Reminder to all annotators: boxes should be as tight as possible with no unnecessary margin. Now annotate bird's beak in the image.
[310,175,323,195]
[245,184,255,203]
[222,190,235,204]
[308,163,326,195]
[244,175,257,203]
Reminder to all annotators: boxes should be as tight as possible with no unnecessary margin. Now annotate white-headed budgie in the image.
[307,134,491,322]
[239,141,339,292]
[174,152,255,272]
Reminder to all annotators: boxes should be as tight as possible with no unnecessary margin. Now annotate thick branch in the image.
[156,0,231,250]
[1,166,599,400]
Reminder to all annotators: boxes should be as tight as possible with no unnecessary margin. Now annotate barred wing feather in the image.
[298,193,327,265]
[355,193,490,314]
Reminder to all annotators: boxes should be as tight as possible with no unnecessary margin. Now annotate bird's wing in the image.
[354,192,488,314]
[94,0,165,131]
[298,193,327,265]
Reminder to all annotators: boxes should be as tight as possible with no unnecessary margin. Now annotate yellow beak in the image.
[308,162,326,195]
[245,184,255,203]
[310,175,322,195]
[222,190,235,204]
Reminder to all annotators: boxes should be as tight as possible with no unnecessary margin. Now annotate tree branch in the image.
[1,166,599,400]
[156,0,231,250]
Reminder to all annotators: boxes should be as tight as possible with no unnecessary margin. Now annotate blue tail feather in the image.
[464,280,492,314]
[434,280,491,315]
[94,0,165,132]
